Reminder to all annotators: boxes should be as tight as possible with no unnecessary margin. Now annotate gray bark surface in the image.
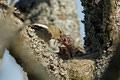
[0,0,119,80]
[10,0,84,80]
[81,0,119,79]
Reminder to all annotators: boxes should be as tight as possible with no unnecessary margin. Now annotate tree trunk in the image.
[10,0,86,80]
[0,0,23,70]
[15,0,82,46]
[81,0,119,79]
[1,0,118,80]
[101,0,120,80]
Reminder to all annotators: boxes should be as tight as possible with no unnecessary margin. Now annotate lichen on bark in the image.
[81,0,118,79]
[1,0,118,80]
[11,0,85,80]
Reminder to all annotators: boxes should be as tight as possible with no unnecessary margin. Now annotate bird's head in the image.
[30,23,69,45]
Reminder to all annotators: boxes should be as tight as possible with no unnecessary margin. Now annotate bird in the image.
[29,23,64,42]
[29,23,86,59]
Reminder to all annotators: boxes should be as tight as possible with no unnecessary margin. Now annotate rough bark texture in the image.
[9,0,89,80]
[0,0,23,69]
[81,0,119,79]
[101,41,120,80]
[15,0,83,47]
[101,1,120,80]
[1,0,119,80]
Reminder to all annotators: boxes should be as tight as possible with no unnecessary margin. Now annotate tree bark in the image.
[0,0,94,80]
[15,0,82,46]
[101,0,120,80]
[10,0,84,80]
[0,0,23,70]
[11,0,92,80]
[1,0,118,80]
[81,0,119,79]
